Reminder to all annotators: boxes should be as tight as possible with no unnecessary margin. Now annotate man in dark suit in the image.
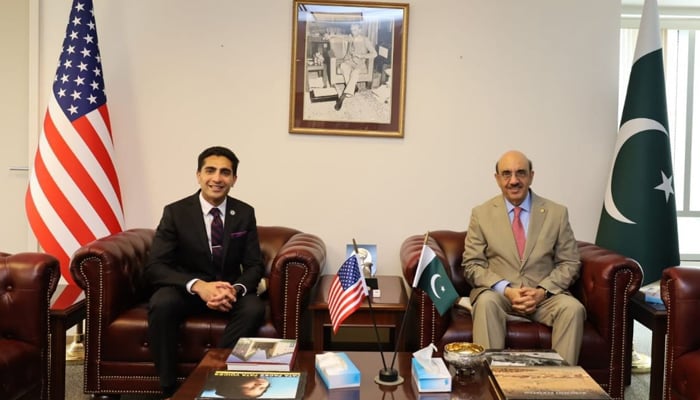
[144,146,265,398]
[462,150,585,366]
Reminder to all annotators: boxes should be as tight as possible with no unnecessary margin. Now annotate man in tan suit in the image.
[462,150,585,365]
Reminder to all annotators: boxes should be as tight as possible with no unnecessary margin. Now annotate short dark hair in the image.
[197,146,239,175]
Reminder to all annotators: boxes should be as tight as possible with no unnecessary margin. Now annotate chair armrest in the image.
[70,229,154,330]
[662,266,700,360]
[0,252,59,400]
[268,232,325,339]
[574,241,643,338]
[0,252,60,346]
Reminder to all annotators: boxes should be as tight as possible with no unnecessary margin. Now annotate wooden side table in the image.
[309,275,408,352]
[305,64,329,92]
[49,285,86,400]
[629,291,667,400]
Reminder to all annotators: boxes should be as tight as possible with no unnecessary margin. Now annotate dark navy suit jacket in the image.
[144,191,264,294]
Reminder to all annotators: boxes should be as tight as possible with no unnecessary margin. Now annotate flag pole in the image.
[353,239,399,384]
[388,231,430,371]
[352,238,405,384]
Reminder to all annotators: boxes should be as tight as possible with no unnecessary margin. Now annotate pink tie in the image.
[512,206,526,260]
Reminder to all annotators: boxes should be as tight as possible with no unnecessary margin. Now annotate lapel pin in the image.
[540,208,545,213]
[229,210,236,216]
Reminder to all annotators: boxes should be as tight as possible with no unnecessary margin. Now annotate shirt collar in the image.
[505,191,532,214]
[199,194,227,217]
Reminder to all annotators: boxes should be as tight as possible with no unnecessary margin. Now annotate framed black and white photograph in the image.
[289,0,409,138]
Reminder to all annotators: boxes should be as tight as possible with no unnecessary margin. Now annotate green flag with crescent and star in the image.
[596,0,679,285]
[412,244,458,316]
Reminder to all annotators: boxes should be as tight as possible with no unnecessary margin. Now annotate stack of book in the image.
[226,337,298,372]
[486,350,611,400]
[196,337,304,399]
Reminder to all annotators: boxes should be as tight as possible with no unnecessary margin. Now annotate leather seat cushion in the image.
[100,303,275,363]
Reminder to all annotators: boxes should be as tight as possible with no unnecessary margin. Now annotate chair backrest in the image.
[70,227,315,300]
[257,226,303,277]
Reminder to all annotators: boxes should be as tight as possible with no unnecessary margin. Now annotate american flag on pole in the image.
[25,0,124,305]
[328,254,368,334]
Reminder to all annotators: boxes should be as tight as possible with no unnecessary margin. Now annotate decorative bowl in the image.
[443,342,486,375]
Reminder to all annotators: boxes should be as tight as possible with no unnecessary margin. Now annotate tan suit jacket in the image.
[462,192,581,304]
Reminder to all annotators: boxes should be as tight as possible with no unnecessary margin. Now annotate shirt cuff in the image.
[186,278,199,294]
[493,280,511,295]
[233,283,247,296]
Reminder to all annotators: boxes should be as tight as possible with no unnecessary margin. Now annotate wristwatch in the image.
[538,286,553,299]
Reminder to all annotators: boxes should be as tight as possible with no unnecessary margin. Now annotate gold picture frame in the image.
[289,0,409,138]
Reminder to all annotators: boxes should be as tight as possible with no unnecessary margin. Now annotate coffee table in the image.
[172,349,497,399]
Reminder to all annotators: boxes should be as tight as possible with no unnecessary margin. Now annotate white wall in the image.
[0,1,30,253]
[25,0,620,275]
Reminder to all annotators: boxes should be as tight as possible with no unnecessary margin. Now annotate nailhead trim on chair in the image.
[662,277,673,400]
[281,262,309,339]
[607,268,636,400]
[45,264,60,400]
[75,256,102,393]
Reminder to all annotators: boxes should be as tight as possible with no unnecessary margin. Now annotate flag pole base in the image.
[375,368,403,386]
[66,333,85,364]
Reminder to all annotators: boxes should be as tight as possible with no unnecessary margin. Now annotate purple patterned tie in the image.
[209,207,223,266]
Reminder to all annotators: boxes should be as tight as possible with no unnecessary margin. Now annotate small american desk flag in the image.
[328,254,368,334]
[25,0,124,298]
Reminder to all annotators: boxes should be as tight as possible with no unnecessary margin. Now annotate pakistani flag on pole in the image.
[596,0,679,285]
[412,244,458,316]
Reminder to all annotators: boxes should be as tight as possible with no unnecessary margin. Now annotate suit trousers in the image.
[339,61,362,96]
[147,286,265,390]
[471,290,586,365]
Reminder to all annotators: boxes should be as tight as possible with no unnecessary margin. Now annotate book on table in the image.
[485,349,566,367]
[488,364,611,400]
[196,370,306,400]
[226,337,298,371]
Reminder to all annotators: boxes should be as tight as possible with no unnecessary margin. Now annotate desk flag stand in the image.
[346,239,403,386]
[378,231,438,385]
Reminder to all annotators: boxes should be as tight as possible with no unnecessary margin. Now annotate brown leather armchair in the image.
[661,266,700,400]
[0,251,60,400]
[400,231,643,400]
[70,226,325,398]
